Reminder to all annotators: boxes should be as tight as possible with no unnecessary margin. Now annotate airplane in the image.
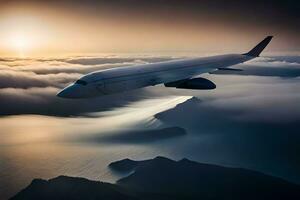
[57,36,273,98]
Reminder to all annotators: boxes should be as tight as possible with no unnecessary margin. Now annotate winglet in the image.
[243,36,273,57]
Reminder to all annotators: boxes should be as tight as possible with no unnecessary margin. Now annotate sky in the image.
[0,0,299,56]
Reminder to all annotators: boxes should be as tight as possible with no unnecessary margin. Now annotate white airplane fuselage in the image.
[57,54,252,98]
[57,36,273,98]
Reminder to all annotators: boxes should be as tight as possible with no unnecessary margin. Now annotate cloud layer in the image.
[0,54,299,121]
[0,55,176,116]
[1,54,300,199]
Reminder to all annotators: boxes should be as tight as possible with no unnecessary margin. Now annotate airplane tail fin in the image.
[243,36,273,57]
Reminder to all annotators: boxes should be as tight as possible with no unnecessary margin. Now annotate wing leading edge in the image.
[166,36,273,90]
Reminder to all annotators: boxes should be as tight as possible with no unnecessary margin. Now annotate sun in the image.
[9,34,32,57]
[12,35,28,49]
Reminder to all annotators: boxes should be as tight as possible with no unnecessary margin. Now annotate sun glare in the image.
[9,34,31,57]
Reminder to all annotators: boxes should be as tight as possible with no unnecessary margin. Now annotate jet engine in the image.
[164,77,216,90]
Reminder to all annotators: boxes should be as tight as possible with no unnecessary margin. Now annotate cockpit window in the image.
[75,80,87,85]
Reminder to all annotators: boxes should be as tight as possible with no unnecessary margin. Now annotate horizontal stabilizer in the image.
[243,36,273,57]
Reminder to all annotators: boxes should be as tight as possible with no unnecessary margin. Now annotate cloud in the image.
[0,55,179,116]
[0,86,153,116]
[0,56,176,75]
[0,70,80,89]
[154,93,300,184]
[207,92,300,123]
[1,54,300,196]
[151,59,300,183]
[63,56,173,65]
[270,56,300,64]
[0,55,299,118]
[81,127,186,144]
[200,74,300,123]
[1,58,126,75]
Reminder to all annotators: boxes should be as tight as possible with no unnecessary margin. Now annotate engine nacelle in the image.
[165,77,216,90]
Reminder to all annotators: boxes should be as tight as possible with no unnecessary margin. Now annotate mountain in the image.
[114,157,300,199]
[11,157,300,200]
[10,176,138,200]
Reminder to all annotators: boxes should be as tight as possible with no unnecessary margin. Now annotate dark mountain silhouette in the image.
[11,157,300,200]
[115,157,300,199]
[10,176,138,200]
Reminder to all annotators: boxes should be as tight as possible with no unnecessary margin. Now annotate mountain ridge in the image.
[11,156,300,200]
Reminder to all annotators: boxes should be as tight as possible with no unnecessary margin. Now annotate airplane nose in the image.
[57,84,81,99]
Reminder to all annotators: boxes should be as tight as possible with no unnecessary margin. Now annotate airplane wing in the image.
[164,36,273,90]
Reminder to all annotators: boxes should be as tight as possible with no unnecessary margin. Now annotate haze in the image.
[0,0,299,56]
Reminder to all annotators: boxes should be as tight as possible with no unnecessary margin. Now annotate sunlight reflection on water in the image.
[0,96,191,199]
